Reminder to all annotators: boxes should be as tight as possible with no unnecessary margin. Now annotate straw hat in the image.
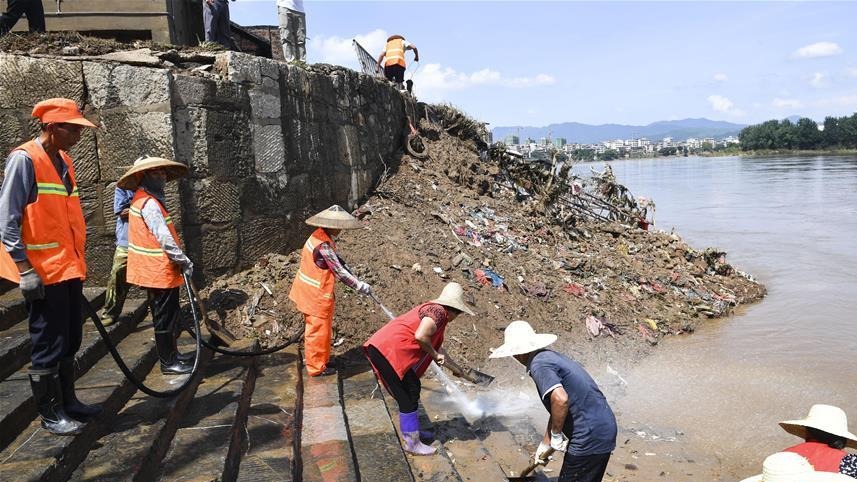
[739,451,854,482]
[117,156,189,190]
[431,282,475,316]
[780,404,857,449]
[32,98,97,128]
[489,320,557,359]
[305,205,362,230]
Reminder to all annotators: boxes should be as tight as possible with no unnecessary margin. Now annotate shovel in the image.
[507,448,554,481]
[368,292,495,386]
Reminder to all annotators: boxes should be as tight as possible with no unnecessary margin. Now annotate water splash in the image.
[429,363,541,422]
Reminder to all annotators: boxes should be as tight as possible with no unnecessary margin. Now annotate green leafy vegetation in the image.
[739,113,857,151]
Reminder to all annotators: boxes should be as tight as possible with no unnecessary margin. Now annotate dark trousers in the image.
[146,286,180,335]
[384,65,406,83]
[365,345,421,413]
[203,0,236,50]
[0,0,45,35]
[558,452,611,482]
[28,278,83,369]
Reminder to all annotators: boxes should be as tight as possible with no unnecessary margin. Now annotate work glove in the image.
[534,441,553,465]
[19,269,45,302]
[356,280,372,296]
[550,430,569,452]
[181,261,193,278]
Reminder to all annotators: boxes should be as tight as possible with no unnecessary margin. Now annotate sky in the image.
[230,1,857,128]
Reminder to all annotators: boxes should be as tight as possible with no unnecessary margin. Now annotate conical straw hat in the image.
[779,404,857,449]
[431,282,475,316]
[305,205,362,230]
[117,156,188,190]
[489,320,557,358]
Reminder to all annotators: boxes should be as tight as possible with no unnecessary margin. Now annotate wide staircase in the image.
[0,288,552,482]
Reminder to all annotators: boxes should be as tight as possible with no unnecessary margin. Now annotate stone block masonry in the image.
[0,51,412,283]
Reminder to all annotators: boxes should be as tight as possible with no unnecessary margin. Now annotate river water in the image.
[578,155,857,478]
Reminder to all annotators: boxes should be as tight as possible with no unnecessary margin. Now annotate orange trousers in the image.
[304,313,333,375]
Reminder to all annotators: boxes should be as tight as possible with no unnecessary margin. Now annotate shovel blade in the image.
[468,368,495,386]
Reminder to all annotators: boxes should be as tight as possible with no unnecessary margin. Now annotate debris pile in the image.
[202,103,765,367]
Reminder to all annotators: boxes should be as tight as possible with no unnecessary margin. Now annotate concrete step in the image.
[236,345,301,482]
[0,289,106,382]
[68,339,214,482]
[379,376,464,482]
[0,288,27,332]
[155,351,256,481]
[0,317,159,482]
[0,298,147,453]
[418,375,509,481]
[300,364,359,482]
[340,362,413,482]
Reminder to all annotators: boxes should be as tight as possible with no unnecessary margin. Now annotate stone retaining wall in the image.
[0,52,411,283]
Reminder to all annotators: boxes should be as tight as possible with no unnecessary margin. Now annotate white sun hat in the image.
[489,320,557,359]
[780,404,857,450]
[739,451,855,482]
[431,282,475,316]
[305,205,363,230]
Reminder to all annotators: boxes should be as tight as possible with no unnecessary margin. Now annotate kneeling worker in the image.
[490,321,617,482]
[117,156,195,375]
[289,205,372,376]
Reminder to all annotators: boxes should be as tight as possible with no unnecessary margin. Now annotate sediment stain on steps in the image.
[0,298,147,453]
[418,379,509,482]
[236,346,301,482]
[301,368,357,482]
[156,355,255,481]
[69,339,214,482]
[0,318,159,482]
[341,365,413,482]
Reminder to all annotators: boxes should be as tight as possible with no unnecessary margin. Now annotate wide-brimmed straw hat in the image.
[779,404,857,449]
[431,282,475,316]
[117,156,189,190]
[739,451,854,482]
[32,98,97,128]
[305,205,362,230]
[489,320,557,359]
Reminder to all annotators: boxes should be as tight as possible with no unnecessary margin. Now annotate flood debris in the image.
[200,103,765,367]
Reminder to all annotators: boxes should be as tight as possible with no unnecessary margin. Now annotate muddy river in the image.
[587,155,857,479]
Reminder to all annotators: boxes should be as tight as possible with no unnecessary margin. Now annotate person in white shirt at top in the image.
[277,0,306,62]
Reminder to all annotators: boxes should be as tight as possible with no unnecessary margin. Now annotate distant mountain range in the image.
[492,118,748,144]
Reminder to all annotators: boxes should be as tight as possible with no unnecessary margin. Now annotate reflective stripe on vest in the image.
[384,38,406,68]
[0,140,87,285]
[288,228,336,317]
[126,190,183,289]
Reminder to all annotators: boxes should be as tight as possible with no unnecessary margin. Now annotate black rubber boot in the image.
[155,331,193,375]
[172,318,195,364]
[29,367,85,436]
[59,358,103,422]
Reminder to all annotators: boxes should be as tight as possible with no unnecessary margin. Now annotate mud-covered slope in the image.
[201,108,765,371]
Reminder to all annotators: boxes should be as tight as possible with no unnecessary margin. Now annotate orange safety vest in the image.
[126,190,183,289]
[289,228,336,318]
[0,140,86,285]
[384,36,406,68]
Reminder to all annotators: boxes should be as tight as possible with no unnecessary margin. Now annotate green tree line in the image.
[739,113,857,151]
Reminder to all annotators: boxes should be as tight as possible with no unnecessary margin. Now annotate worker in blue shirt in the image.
[100,184,135,325]
[490,320,617,482]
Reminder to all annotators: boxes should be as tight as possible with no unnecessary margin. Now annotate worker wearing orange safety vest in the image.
[377,34,419,88]
[117,156,196,375]
[0,98,99,436]
[289,205,372,376]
